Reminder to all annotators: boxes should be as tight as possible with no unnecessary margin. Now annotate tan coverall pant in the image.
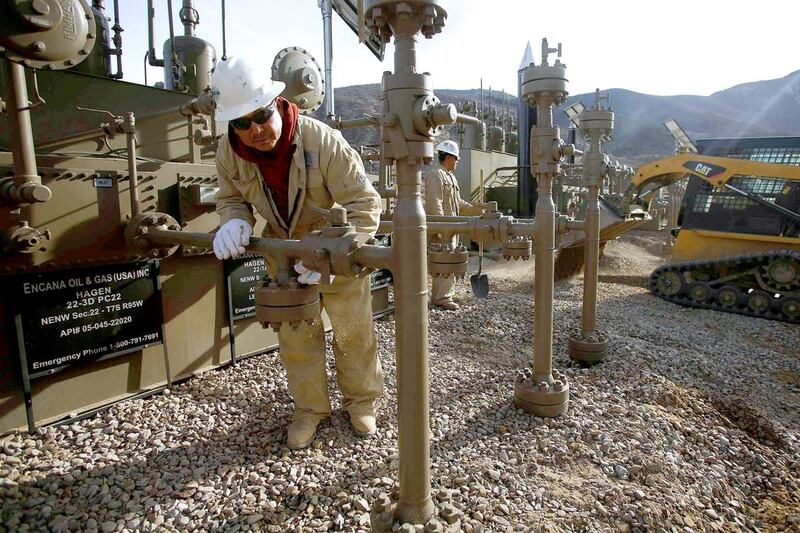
[215,114,385,418]
[277,275,384,417]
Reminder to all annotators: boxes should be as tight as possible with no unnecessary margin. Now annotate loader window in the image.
[722,146,800,166]
[682,175,799,236]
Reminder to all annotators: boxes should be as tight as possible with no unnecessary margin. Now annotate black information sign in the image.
[225,256,266,320]
[370,268,393,290]
[12,262,163,376]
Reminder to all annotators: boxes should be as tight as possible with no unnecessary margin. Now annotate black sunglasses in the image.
[230,103,276,131]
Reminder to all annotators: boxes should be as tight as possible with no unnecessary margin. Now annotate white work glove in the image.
[213,219,253,260]
[294,261,335,285]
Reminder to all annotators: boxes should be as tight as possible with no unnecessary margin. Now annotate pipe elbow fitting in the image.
[0,179,52,206]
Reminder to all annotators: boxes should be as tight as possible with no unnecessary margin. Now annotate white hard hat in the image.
[436,140,460,159]
[210,57,286,122]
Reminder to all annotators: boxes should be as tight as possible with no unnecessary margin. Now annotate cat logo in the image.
[682,160,726,179]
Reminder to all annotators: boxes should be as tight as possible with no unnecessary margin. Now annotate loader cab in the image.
[679,137,800,238]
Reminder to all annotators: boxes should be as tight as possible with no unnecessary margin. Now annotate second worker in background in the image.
[210,57,384,450]
[424,140,485,311]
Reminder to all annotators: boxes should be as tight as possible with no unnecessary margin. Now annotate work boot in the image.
[287,412,325,450]
[348,406,377,437]
[434,300,459,311]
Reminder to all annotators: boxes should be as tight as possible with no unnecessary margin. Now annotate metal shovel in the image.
[470,169,489,298]
[470,241,489,298]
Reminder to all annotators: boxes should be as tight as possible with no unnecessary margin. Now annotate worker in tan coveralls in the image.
[210,58,384,449]
[424,140,485,310]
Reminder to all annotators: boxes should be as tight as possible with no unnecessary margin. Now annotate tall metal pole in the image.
[321,0,335,119]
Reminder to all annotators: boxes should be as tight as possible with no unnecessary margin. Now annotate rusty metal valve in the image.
[502,238,532,261]
[255,277,321,332]
[427,244,469,279]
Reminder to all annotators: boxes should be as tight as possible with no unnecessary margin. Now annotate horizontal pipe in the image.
[146,228,306,257]
[382,214,481,223]
[509,221,536,238]
[354,244,392,270]
[455,113,482,127]
[145,228,393,271]
[336,116,378,130]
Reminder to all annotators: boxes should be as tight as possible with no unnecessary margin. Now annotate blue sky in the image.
[119,0,798,97]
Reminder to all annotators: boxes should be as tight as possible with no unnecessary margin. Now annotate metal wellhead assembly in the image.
[567,90,615,364]
[513,39,574,417]
[0,1,620,531]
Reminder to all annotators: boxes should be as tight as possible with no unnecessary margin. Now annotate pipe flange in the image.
[502,238,532,261]
[300,228,372,278]
[513,368,569,417]
[364,1,447,41]
[369,492,462,532]
[567,330,609,364]
[255,280,320,332]
[428,248,468,279]
[271,46,325,115]
[125,213,181,259]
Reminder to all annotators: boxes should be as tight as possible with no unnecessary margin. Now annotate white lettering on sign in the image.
[694,164,713,177]
[23,280,67,294]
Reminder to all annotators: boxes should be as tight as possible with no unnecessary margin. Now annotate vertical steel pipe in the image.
[392,158,433,525]
[532,106,556,382]
[0,59,51,205]
[321,0,335,119]
[147,0,165,67]
[124,113,141,217]
[2,60,37,180]
[582,136,601,336]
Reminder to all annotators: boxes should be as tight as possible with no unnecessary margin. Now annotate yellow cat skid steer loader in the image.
[624,154,800,323]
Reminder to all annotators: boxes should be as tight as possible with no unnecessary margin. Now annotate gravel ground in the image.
[2,230,799,532]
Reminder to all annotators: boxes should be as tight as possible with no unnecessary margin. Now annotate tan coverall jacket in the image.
[423,164,483,304]
[216,115,384,418]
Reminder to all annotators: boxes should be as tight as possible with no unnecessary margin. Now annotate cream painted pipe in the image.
[455,113,482,127]
[124,113,141,217]
[533,173,556,382]
[582,183,601,335]
[145,228,304,255]
[354,244,392,270]
[0,60,51,205]
[388,25,434,526]
[337,117,378,130]
[379,220,470,236]
[391,156,434,525]
[581,135,602,336]
[532,102,557,384]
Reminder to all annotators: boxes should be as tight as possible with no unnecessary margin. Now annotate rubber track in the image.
[649,249,800,324]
